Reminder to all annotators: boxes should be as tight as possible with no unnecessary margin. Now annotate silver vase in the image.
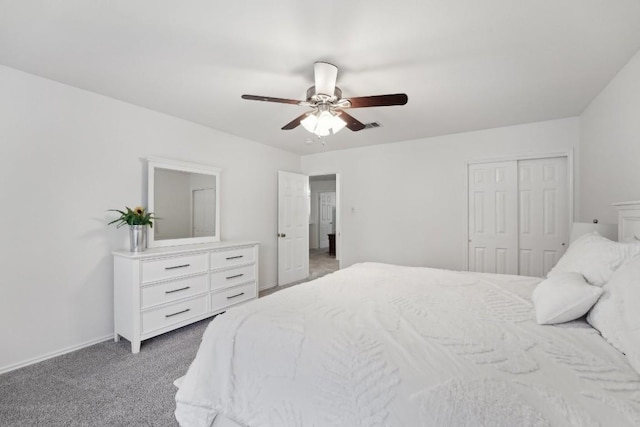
[129,225,147,252]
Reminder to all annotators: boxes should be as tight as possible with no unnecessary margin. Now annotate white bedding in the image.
[175,263,640,426]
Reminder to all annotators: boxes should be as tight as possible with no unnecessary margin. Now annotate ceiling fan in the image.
[241,62,408,137]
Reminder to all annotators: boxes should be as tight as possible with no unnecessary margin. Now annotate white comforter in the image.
[175,263,640,427]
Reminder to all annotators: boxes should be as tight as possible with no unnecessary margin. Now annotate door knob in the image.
[278,233,286,238]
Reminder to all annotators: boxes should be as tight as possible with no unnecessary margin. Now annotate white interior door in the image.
[318,192,336,248]
[468,161,519,274]
[518,157,569,277]
[278,171,309,286]
[192,188,215,237]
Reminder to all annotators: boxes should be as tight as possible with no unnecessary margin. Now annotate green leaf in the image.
[108,205,160,227]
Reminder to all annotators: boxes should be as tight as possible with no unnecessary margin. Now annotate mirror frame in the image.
[146,157,221,248]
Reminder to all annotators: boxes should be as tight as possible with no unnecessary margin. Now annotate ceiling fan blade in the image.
[241,94,302,105]
[314,62,338,96]
[345,93,408,108]
[337,110,366,132]
[281,112,310,130]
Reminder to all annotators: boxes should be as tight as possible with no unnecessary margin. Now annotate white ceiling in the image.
[1,1,639,155]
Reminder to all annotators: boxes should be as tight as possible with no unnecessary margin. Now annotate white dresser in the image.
[113,241,259,353]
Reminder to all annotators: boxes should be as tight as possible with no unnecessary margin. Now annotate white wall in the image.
[309,179,336,249]
[579,48,640,224]
[0,65,300,372]
[302,118,579,270]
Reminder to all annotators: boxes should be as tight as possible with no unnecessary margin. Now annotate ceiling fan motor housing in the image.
[306,86,342,103]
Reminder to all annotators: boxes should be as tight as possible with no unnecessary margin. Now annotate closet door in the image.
[468,161,519,274]
[518,157,569,277]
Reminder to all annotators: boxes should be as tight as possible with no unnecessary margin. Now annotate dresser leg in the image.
[132,340,141,354]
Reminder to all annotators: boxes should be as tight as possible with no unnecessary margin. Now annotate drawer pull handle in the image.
[226,255,244,260]
[165,308,190,318]
[165,286,191,294]
[226,273,244,280]
[227,292,245,300]
[165,264,191,270]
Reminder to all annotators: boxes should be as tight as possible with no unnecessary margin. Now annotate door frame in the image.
[308,172,342,267]
[465,150,574,272]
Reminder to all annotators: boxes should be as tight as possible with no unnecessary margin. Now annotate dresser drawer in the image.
[210,246,255,269]
[210,264,255,291]
[141,295,208,335]
[211,282,257,312]
[141,274,208,309]
[141,253,208,283]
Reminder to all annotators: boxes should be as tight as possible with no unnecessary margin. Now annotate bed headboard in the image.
[613,201,640,242]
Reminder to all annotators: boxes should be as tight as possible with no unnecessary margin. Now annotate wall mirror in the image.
[147,157,221,247]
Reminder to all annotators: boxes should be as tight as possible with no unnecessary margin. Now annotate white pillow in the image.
[532,272,602,325]
[588,255,640,372]
[548,232,640,287]
[586,285,625,351]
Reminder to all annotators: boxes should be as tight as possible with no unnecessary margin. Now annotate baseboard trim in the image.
[0,334,113,375]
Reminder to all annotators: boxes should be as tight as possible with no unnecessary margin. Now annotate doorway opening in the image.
[309,174,340,280]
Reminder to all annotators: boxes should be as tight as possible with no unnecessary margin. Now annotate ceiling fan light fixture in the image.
[329,113,347,133]
[301,113,318,133]
[315,110,335,136]
[301,109,346,137]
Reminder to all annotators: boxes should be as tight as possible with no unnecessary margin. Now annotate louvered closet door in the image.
[518,157,569,277]
[468,161,519,274]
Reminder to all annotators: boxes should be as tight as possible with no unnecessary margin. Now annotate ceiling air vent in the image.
[363,122,382,130]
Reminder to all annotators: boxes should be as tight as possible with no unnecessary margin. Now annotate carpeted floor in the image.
[0,319,211,427]
[259,248,339,297]
[308,247,339,280]
[0,253,339,426]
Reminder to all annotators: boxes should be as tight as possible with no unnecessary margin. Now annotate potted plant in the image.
[108,206,157,252]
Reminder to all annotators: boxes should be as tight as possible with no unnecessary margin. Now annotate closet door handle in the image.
[165,308,190,318]
[165,286,190,294]
[165,264,190,270]
[227,292,245,300]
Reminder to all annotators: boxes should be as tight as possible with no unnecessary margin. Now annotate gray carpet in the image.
[260,249,339,297]
[308,248,339,281]
[0,319,211,427]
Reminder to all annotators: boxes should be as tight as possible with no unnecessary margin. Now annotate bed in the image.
[175,202,640,427]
